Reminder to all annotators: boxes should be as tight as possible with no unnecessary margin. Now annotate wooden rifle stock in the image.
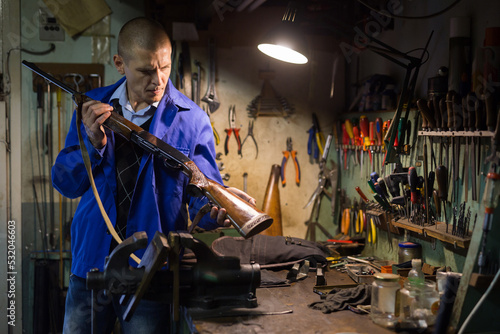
[260,164,282,236]
[107,113,272,238]
[21,60,272,239]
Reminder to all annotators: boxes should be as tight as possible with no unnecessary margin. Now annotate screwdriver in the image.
[353,124,361,165]
[436,165,449,229]
[377,177,390,199]
[417,98,437,129]
[408,167,419,204]
[345,119,354,166]
[355,186,370,204]
[384,174,401,198]
[433,189,441,219]
[375,117,383,173]
[369,121,375,171]
[342,123,349,170]
[360,116,372,170]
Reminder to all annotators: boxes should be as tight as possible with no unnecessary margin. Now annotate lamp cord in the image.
[457,267,500,334]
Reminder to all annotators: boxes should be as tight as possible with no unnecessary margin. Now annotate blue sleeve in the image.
[51,109,106,199]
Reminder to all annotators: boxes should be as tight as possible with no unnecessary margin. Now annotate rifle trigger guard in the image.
[163,158,181,170]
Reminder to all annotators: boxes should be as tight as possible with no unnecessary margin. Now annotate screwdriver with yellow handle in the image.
[367,217,377,244]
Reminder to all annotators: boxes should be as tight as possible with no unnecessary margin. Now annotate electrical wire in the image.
[4,43,55,95]
[356,0,462,20]
[457,267,500,334]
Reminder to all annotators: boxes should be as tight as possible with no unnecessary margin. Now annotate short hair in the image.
[117,17,171,62]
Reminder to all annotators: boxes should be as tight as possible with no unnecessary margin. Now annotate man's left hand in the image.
[210,187,256,227]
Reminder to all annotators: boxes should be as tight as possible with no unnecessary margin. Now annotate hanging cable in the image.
[457,268,500,334]
[356,0,462,20]
[4,43,55,96]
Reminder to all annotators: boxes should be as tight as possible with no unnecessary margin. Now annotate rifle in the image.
[23,61,272,251]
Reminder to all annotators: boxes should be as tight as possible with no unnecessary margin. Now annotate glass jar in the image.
[399,280,440,328]
[398,242,422,263]
[413,280,440,326]
[371,273,401,328]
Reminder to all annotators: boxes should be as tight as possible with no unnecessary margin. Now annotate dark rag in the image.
[308,285,372,313]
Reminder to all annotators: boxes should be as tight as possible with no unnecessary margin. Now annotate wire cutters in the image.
[224,105,242,156]
[281,137,301,186]
[241,120,258,159]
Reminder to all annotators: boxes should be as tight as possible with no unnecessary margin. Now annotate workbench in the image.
[185,268,395,334]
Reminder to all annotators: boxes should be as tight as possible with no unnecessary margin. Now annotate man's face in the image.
[114,43,172,110]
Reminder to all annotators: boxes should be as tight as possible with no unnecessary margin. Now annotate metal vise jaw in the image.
[86,232,147,294]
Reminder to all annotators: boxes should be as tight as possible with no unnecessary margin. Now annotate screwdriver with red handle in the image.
[342,123,349,170]
[353,123,361,165]
[360,116,371,174]
[375,117,384,175]
[345,119,354,166]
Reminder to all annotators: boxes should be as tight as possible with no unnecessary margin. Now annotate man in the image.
[52,17,254,333]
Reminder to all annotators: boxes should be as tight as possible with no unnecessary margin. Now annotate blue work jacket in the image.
[52,77,223,278]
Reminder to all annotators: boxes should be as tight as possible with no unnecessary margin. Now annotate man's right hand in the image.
[81,100,114,149]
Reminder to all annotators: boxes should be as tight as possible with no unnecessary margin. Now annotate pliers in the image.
[241,120,258,159]
[308,113,325,159]
[224,105,242,156]
[281,137,300,186]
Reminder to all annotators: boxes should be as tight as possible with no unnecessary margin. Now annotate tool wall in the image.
[173,41,343,239]
[326,1,500,331]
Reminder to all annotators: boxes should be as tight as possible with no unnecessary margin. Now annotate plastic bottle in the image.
[408,259,425,285]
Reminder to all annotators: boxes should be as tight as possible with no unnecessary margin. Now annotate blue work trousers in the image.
[63,274,170,334]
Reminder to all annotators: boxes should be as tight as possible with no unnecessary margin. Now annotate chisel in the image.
[436,165,449,229]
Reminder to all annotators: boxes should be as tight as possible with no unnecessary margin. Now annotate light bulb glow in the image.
[258,43,308,64]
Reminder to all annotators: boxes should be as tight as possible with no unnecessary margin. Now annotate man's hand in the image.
[210,187,257,227]
[81,100,114,149]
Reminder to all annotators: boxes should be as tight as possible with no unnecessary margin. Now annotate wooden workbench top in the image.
[188,268,395,334]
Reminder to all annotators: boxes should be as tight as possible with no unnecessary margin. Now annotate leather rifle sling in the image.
[76,102,141,264]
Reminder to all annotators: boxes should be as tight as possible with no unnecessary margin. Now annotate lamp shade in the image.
[258,21,308,64]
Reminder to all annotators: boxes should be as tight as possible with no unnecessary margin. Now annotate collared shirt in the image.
[108,79,158,127]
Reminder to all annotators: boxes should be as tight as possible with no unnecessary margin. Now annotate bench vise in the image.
[87,231,260,324]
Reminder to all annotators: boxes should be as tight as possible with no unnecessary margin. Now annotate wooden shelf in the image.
[391,217,429,234]
[418,130,494,137]
[390,218,471,249]
[423,222,471,249]
[469,273,500,289]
